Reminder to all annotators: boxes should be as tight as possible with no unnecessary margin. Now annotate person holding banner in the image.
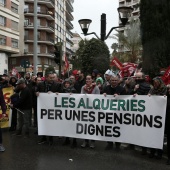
[81,74,100,149]
[103,75,126,151]
[0,89,7,152]
[165,84,170,165]
[36,72,63,146]
[62,78,77,148]
[148,77,167,159]
[132,72,151,155]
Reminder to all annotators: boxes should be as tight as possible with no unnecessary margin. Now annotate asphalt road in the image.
[0,128,170,170]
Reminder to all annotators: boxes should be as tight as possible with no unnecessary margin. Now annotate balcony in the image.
[24,0,55,8]
[66,20,73,30]
[24,22,55,33]
[24,8,54,20]
[24,36,54,45]
[66,0,73,12]
[133,0,139,4]
[66,37,74,45]
[66,11,74,21]
[24,51,54,57]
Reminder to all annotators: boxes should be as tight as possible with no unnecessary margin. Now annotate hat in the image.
[96,77,104,84]
[92,69,99,74]
[105,69,115,76]
[16,78,25,85]
[64,78,71,84]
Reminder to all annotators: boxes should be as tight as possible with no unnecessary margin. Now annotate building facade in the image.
[71,32,82,56]
[118,0,140,33]
[6,0,74,75]
[0,0,20,75]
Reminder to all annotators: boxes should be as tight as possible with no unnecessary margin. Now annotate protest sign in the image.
[0,87,13,128]
[38,93,167,149]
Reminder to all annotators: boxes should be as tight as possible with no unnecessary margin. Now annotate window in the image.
[12,39,18,48]
[37,19,40,26]
[0,15,6,26]
[0,0,5,6]
[37,6,40,13]
[38,31,40,40]
[0,35,6,45]
[11,20,18,30]
[37,45,40,53]
[11,2,18,13]
[11,58,16,65]
[24,19,29,26]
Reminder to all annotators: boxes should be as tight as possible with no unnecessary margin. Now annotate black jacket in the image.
[36,81,63,93]
[103,85,126,95]
[14,86,32,110]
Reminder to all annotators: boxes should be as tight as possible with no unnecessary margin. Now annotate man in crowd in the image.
[103,75,126,150]
[129,71,151,154]
[10,79,32,138]
[36,71,63,145]
[103,69,114,90]
[74,70,85,93]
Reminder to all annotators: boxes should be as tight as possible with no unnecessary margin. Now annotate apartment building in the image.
[119,0,140,32]
[71,32,82,55]
[65,0,74,59]
[0,0,20,75]
[7,0,74,75]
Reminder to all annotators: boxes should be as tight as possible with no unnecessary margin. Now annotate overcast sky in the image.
[72,0,119,53]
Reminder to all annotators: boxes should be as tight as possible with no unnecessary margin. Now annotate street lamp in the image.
[78,6,133,41]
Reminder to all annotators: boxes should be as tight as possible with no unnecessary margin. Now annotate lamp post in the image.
[78,6,133,41]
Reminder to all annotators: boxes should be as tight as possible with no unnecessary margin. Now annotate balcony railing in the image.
[24,8,54,19]
[24,36,54,44]
[66,20,73,29]
[24,0,55,7]
[66,11,74,21]
[66,0,73,12]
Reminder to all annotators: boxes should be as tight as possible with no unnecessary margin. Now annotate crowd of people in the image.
[0,68,170,165]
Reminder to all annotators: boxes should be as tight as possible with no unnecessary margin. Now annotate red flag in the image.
[110,57,123,70]
[119,63,138,78]
[11,67,18,76]
[63,55,69,74]
[161,66,170,85]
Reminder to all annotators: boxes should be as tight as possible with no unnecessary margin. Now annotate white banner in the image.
[38,93,167,149]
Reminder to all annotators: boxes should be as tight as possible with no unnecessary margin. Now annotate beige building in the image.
[7,0,74,75]
[0,0,20,74]
[71,33,82,55]
[119,0,140,32]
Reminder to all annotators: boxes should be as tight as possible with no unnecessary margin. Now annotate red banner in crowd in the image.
[63,55,69,74]
[110,57,123,70]
[119,63,138,78]
[162,66,170,85]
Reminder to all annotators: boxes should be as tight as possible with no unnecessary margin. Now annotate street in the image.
[0,128,170,170]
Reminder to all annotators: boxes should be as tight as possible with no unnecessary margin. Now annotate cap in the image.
[16,78,25,85]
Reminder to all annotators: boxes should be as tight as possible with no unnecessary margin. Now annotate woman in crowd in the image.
[81,75,100,149]
[148,77,167,159]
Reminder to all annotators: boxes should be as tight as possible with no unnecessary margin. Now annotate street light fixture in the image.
[78,6,133,41]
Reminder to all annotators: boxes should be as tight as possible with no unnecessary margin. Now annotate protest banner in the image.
[38,93,167,149]
[0,87,13,128]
